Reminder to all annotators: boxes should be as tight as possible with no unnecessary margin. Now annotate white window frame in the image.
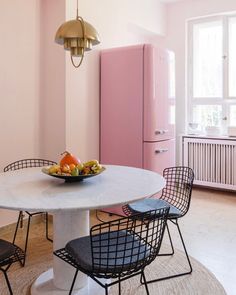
[187,14,236,134]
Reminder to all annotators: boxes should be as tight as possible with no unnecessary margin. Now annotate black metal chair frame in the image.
[54,208,169,295]
[4,158,56,265]
[122,166,194,284]
[0,240,25,295]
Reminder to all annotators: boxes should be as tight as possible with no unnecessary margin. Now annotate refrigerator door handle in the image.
[155,149,169,154]
[155,130,169,135]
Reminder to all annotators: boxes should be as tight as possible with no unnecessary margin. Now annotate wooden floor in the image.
[0,188,235,295]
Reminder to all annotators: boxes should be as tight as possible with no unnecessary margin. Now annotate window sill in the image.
[182,133,236,140]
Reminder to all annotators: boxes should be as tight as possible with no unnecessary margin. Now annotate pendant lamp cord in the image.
[71,15,85,68]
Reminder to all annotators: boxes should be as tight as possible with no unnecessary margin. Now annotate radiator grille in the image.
[183,137,236,189]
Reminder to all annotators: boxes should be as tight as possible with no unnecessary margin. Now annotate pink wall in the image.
[0,0,41,226]
[0,0,65,227]
[0,0,41,169]
[39,0,66,162]
[0,0,65,170]
[166,0,236,163]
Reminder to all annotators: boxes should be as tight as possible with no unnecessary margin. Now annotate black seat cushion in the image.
[65,230,150,274]
[129,199,181,218]
[0,239,17,262]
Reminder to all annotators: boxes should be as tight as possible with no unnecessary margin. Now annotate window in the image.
[229,17,236,97]
[187,15,236,135]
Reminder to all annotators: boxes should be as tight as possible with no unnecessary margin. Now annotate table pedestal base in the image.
[31,269,110,295]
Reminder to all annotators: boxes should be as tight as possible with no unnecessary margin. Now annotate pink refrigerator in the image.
[100,44,175,216]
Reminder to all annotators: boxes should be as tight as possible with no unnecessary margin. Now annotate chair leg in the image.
[176,221,192,275]
[118,276,121,295]
[22,214,32,266]
[1,269,13,295]
[14,251,25,267]
[158,222,174,256]
[141,271,149,295]
[45,212,53,242]
[12,211,23,244]
[105,285,109,295]
[141,220,192,285]
[69,269,79,295]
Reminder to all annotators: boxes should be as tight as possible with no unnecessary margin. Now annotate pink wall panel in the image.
[100,45,144,168]
[39,0,66,161]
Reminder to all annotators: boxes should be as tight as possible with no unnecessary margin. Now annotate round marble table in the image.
[0,165,165,294]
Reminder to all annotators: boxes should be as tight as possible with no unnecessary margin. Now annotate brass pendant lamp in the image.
[55,0,100,68]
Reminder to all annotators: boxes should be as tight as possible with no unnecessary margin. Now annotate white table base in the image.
[31,269,110,295]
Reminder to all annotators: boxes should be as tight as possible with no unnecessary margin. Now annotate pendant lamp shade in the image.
[55,2,100,68]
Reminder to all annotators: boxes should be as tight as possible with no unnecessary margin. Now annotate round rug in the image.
[0,236,226,295]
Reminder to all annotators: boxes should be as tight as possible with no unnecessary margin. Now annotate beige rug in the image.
[0,221,226,295]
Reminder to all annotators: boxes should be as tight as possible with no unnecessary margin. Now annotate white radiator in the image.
[183,136,236,190]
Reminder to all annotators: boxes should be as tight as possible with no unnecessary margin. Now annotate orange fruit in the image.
[60,151,81,166]
[61,164,70,173]
[69,163,76,171]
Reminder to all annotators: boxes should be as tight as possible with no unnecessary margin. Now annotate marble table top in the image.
[0,165,165,212]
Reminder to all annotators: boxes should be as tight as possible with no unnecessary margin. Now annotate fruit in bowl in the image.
[47,152,103,177]
[60,151,81,166]
[82,160,102,175]
[48,164,61,175]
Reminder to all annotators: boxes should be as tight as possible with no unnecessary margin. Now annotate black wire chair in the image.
[54,207,169,295]
[122,166,194,284]
[4,158,56,265]
[0,238,25,295]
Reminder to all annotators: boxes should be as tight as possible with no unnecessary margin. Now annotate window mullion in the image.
[222,101,228,134]
[223,16,229,102]
[228,16,236,99]
[187,21,194,129]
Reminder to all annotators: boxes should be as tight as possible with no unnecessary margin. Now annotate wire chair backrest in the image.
[160,166,194,217]
[3,159,57,172]
[90,207,169,278]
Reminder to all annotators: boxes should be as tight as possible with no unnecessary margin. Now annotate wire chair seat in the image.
[123,198,182,219]
[55,230,151,277]
[54,208,169,295]
[0,239,25,294]
[0,239,25,267]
